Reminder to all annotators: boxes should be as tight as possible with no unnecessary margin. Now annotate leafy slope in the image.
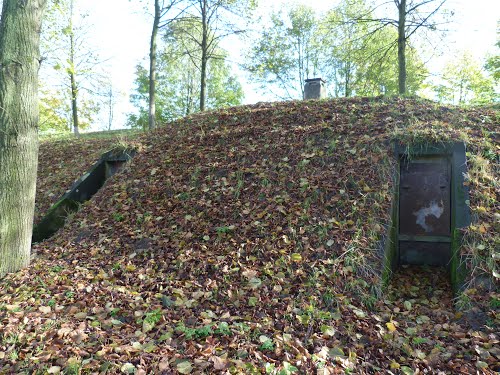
[1,97,499,373]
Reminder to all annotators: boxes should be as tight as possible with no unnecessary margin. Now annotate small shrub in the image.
[259,339,274,352]
[215,322,232,336]
[144,309,162,326]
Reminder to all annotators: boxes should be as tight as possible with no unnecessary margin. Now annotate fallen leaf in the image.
[177,360,193,374]
[328,347,346,358]
[158,360,170,371]
[121,363,136,374]
[39,306,51,314]
[404,300,412,310]
[248,277,262,289]
[353,309,366,318]
[476,361,488,369]
[211,356,228,370]
[321,325,336,337]
[401,366,414,375]
[386,321,397,332]
[259,335,271,343]
[390,361,400,369]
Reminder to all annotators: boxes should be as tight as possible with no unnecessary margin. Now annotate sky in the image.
[72,0,499,130]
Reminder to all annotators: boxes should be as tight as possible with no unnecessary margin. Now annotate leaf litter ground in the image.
[1,97,498,374]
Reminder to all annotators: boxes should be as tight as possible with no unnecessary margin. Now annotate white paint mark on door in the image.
[413,200,444,232]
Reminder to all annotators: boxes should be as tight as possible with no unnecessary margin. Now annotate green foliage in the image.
[486,53,500,82]
[128,20,243,129]
[40,0,106,132]
[177,323,214,340]
[216,225,235,235]
[64,359,81,375]
[455,292,472,310]
[265,361,299,374]
[485,24,499,82]
[245,4,320,99]
[215,322,232,336]
[435,51,497,105]
[320,0,427,96]
[112,212,124,222]
[490,297,500,309]
[39,87,69,132]
[50,265,64,273]
[144,309,162,325]
[245,0,427,99]
[39,87,98,133]
[319,0,370,97]
[412,336,429,345]
[175,321,233,341]
[259,338,275,352]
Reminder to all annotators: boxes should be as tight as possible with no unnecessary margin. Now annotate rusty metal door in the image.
[399,157,451,266]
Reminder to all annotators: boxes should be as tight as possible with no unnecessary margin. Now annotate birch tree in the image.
[0,0,47,277]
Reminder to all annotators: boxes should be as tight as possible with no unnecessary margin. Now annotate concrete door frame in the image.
[383,142,470,293]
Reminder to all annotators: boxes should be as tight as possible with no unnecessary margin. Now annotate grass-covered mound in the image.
[1,97,498,373]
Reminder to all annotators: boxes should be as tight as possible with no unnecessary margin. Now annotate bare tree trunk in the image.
[345,62,351,97]
[458,78,464,105]
[185,70,193,116]
[69,0,79,135]
[0,0,47,278]
[70,64,79,135]
[397,0,407,96]
[149,0,160,130]
[108,82,114,131]
[298,35,304,98]
[199,0,207,112]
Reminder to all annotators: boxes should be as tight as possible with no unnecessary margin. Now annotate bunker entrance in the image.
[383,143,470,293]
[32,148,136,243]
[399,156,451,266]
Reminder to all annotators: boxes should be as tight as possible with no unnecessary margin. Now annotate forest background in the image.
[16,0,500,133]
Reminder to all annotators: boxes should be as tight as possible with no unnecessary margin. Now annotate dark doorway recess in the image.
[32,148,136,243]
[399,156,451,266]
[383,143,471,293]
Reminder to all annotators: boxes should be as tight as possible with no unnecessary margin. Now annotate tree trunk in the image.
[148,0,160,130]
[345,62,351,97]
[69,0,79,135]
[199,0,207,112]
[108,83,114,131]
[397,0,407,96]
[0,0,47,278]
[70,68,79,135]
[185,70,193,116]
[458,78,464,105]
